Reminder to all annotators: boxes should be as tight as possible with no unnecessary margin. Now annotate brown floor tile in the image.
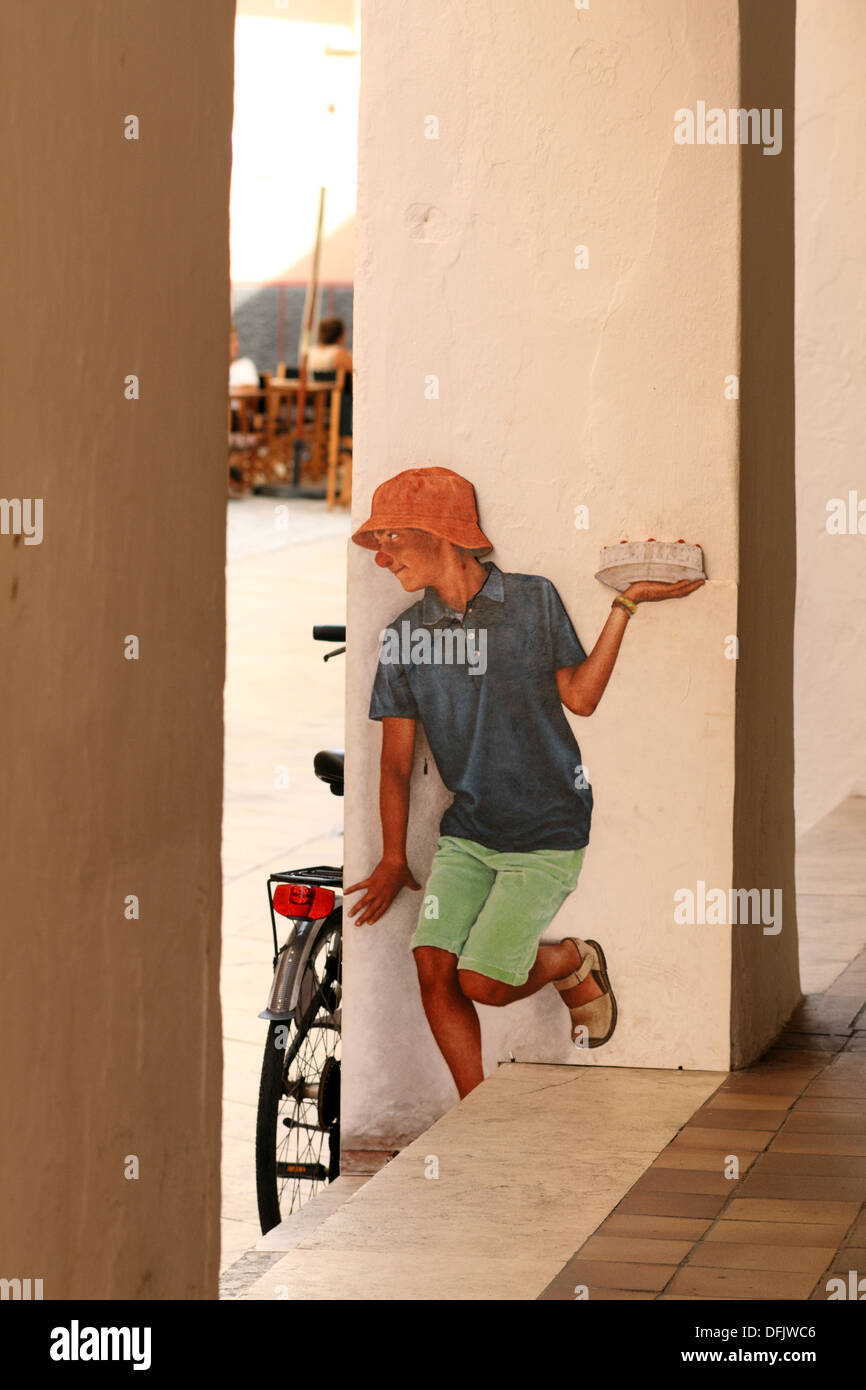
[725,1197,860,1224]
[538,1271,656,1301]
[844,1035,866,1051]
[537,1273,585,1301]
[738,1057,825,1073]
[825,1246,866,1274]
[810,1277,862,1300]
[705,1091,794,1111]
[827,1054,866,1075]
[726,1063,819,1080]
[673,1126,775,1150]
[539,1273,653,1295]
[783,1112,866,1134]
[579,1234,693,1264]
[599,1213,712,1241]
[687,1241,835,1274]
[689,1107,787,1131]
[616,1192,727,1220]
[787,998,862,1032]
[633,1169,734,1196]
[775,1033,849,1052]
[809,1080,866,1099]
[706,1218,851,1246]
[721,1080,812,1098]
[668,1265,819,1299]
[737,1172,866,1202]
[845,1210,866,1243]
[563,1259,675,1292]
[764,1049,842,1066]
[773,1131,866,1156]
[796,1096,866,1115]
[651,1147,758,1173]
[751,1151,866,1178]
[583,1289,657,1300]
[657,1294,718,1300]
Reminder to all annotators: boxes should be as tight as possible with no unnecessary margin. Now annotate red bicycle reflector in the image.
[273,884,335,920]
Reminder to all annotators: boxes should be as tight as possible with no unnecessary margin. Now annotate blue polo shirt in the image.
[368,562,593,852]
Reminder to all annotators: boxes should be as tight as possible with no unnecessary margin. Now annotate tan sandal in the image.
[554,937,617,1049]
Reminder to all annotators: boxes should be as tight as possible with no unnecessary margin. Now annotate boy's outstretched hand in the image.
[623,578,705,603]
[345,857,421,925]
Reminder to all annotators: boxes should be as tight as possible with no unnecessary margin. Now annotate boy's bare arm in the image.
[345,717,421,925]
[556,578,705,715]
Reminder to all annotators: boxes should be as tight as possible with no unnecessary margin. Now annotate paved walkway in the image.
[538,797,866,1300]
[540,950,866,1300]
[234,799,866,1299]
[220,500,866,1296]
[221,496,350,1271]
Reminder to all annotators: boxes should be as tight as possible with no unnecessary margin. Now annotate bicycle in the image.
[254,624,345,1234]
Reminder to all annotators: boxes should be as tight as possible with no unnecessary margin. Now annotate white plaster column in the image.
[344,0,798,1150]
[794,0,866,833]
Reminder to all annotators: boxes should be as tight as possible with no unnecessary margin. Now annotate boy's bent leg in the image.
[456,849,602,1008]
[459,940,602,1006]
[413,945,484,1099]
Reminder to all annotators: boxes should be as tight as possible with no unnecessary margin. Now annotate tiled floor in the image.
[220,497,351,1271]
[221,502,866,1296]
[539,800,866,1301]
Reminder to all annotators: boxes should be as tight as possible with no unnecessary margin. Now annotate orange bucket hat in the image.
[351,466,492,555]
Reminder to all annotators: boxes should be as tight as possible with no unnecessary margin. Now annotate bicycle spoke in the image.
[267,922,341,1220]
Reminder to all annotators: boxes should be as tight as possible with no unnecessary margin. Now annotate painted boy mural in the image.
[346,467,703,1099]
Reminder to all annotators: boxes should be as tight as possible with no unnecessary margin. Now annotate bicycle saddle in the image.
[314,749,344,796]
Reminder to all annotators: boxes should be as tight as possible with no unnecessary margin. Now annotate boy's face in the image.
[372,528,452,592]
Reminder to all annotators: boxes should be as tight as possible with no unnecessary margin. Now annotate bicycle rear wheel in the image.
[255,912,342,1233]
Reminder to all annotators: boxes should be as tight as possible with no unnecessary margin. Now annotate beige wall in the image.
[794,0,866,833]
[344,0,799,1151]
[0,1,233,1298]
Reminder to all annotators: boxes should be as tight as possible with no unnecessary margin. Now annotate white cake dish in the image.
[595,540,705,592]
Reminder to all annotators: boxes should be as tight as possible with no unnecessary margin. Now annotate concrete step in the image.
[219,1175,369,1299]
[241,1061,724,1301]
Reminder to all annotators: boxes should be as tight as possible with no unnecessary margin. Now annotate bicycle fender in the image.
[259,912,339,1020]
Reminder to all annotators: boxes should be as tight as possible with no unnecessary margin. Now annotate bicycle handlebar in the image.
[313,625,346,643]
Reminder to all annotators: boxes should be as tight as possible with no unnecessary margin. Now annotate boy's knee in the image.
[457,970,510,1006]
[413,945,458,989]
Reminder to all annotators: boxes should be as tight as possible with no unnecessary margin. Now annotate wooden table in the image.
[229,383,266,433]
[265,378,334,486]
[228,384,268,491]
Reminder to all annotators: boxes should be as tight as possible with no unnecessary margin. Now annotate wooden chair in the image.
[324,369,353,509]
[228,378,269,492]
[265,363,331,486]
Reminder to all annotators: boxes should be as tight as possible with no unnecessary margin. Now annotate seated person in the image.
[306,317,353,375]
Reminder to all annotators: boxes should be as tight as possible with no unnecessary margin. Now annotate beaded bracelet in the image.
[612,594,637,618]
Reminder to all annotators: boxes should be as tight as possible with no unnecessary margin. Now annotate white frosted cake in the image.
[595,539,705,592]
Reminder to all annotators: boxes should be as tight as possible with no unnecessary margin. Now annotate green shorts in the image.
[411,835,586,986]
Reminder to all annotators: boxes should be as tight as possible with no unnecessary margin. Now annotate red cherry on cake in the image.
[646,537,655,541]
